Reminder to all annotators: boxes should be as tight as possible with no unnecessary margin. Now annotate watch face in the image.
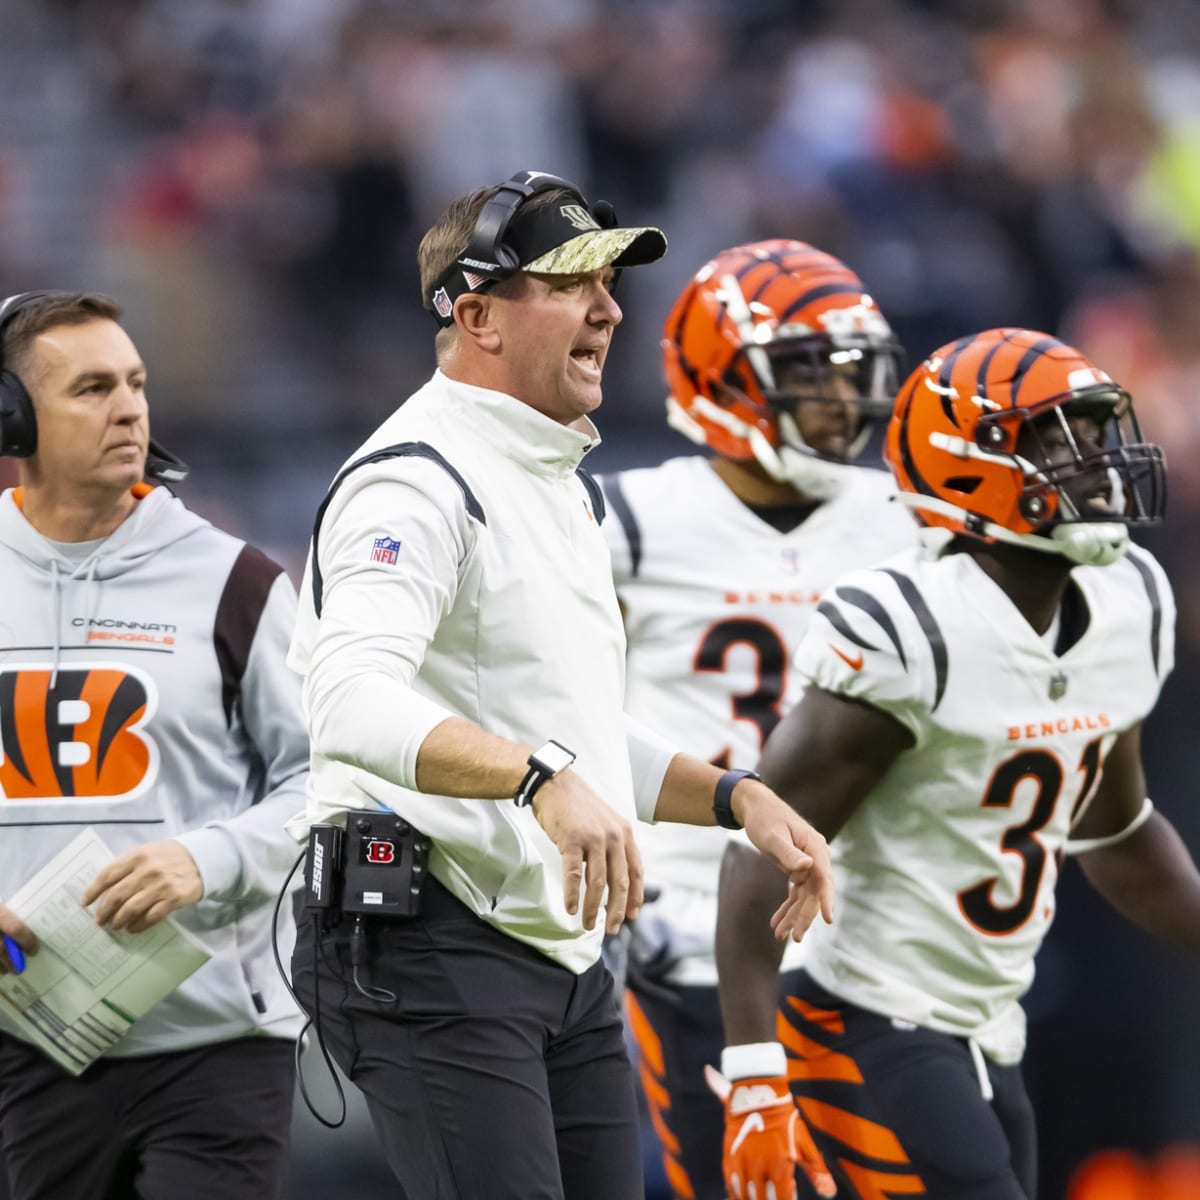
[532,741,575,775]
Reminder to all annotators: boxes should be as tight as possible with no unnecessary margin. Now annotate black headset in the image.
[458,170,585,280]
[0,290,189,481]
[427,170,619,326]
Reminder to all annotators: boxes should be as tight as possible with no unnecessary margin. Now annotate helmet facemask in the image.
[995,387,1167,565]
[719,333,904,498]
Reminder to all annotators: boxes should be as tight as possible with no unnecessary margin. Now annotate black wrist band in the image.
[514,739,576,808]
[514,763,552,808]
[714,768,760,830]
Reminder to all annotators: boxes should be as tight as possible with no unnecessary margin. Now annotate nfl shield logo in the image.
[1048,671,1068,700]
[432,287,453,320]
[371,536,401,565]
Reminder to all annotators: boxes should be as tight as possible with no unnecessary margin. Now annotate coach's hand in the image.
[533,771,644,935]
[732,777,835,943]
[0,902,38,974]
[82,840,204,933]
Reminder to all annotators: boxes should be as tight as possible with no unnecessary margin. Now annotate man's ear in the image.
[453,294,502,354]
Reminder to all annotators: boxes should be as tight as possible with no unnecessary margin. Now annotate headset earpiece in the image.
[428,170,590,327]
[0,293,49,459]
[494,244,521,274]
[459,170,584,282]
[0,368,37,457]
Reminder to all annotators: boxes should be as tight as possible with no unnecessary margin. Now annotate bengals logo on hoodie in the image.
[0,664,159,803]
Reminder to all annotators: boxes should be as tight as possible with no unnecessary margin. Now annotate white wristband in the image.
[721,1041,787,1081]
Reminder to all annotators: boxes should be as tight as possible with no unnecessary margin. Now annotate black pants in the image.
[625,980,725,1200]
[0,1035,295,1200]
[781,972,1037,1200]
[292,877,643,1200]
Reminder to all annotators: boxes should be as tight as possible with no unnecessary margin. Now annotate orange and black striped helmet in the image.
[886,328,1166,564]
[662,239,904,496]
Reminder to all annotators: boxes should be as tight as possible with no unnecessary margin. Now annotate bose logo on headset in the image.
[0,290,189,481]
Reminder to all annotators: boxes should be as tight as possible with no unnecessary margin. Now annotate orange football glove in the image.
[706,1047,836,1200]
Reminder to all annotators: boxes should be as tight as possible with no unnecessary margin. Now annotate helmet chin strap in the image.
[669,390,856,499]
[748,413,853,500]
[892,493,1130,566]
[1044,522,1130,566]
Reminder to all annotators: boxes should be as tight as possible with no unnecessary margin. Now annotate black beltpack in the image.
[305,810,430,920]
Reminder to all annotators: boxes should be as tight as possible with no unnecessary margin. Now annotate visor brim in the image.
[522,226,667,275]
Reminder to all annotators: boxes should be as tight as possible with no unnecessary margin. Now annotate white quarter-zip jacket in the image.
[290,371,675,974]
[0,486,309,1055]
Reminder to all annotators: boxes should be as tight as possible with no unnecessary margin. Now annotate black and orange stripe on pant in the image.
[778,970,1037,1200]
[625,982,727,1200]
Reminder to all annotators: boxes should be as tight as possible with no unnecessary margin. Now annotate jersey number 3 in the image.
[694,618,787,767]
[958,739,1104,936]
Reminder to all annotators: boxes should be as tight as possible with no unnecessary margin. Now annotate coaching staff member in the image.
[287,171,835,1200]
[0,292,308,1200]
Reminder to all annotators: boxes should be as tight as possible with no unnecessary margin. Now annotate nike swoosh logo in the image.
[829,643,864,670]
[730,1112,765,1156]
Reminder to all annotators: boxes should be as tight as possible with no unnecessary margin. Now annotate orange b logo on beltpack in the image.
[0,665,159,803]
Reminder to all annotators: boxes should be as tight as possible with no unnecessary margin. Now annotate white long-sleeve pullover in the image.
[289,371,673,973]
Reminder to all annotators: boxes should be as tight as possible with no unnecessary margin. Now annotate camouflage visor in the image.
[429,198,667,326]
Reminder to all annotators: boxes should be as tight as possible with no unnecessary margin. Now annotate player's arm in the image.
[1072,723,1200,956]
[712,687,912,1200]
[717,686,913,1043]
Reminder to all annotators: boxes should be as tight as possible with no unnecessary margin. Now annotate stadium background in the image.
[2,0,1200,1195]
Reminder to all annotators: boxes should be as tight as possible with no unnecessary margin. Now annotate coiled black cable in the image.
[270,849,346,1129]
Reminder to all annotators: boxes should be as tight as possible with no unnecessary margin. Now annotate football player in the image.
[601,240,918,1200]
[715,329,1200,1199]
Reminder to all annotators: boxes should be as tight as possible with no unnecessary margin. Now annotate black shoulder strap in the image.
[576,467,606,525]
[310,441,486,617]
[599,472,641,576]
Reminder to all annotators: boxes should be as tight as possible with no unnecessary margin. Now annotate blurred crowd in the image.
[3,0,1200,572]
[3,0,1200,1196]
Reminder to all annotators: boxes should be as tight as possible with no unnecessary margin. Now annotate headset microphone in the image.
[145,438,190,483]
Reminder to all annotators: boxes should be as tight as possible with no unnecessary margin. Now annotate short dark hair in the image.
[1,292,123,380]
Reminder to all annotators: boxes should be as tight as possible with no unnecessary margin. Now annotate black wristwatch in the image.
[514,739,577,807]
[713,768,760,830]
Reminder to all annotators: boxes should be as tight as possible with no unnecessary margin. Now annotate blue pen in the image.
[3,935,24,974]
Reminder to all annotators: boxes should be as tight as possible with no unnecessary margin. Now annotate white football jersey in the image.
[603,455,919,982]
[796,543,1174,1062]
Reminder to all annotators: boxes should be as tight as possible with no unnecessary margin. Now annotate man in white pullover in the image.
[0,291,309,1200]
[288,170,836,1200]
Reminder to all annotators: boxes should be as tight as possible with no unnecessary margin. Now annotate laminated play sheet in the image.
[0,828,209,1075]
